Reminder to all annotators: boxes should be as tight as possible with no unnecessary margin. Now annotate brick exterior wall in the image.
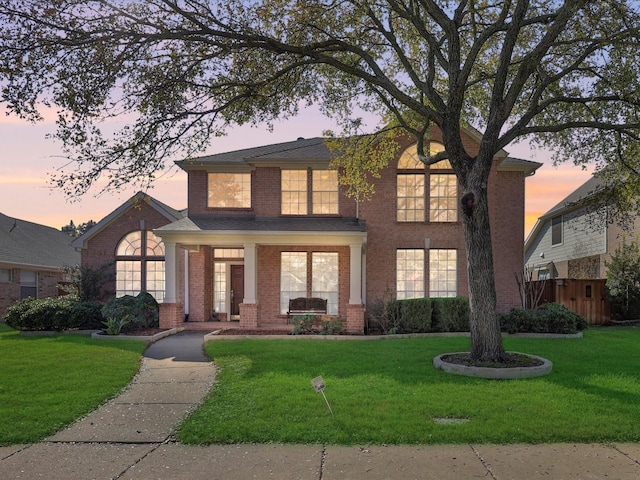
[84,126,529,332]
[0,268,67,316]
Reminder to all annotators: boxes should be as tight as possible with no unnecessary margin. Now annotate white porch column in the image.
[243,243,257,304]
[349,242,363,304]
[163,242,178,303]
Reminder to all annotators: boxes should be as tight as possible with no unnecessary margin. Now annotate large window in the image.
[430,174,458,222]
[116,230,165,301]
[280,251,339,314]
[429,249,457,297]
[397,142,457,223]
[551,215,563,245]
[312,170,339,214]
[281,170,308,215]
[396,249,425,299]
[280,252,307,313]
[208,173,251,208]
[311,252,339,314]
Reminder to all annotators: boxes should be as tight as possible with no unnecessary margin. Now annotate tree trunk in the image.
[460,183,506,362]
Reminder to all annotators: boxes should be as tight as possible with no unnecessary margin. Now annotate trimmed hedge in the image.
[3,296,104,331]
[499,303,588,334]
[367,297,585,335]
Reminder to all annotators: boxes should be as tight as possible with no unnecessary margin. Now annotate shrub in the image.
[3,296,104,331]
[320,317,346,335]
[431,297,470,332]
[396,298,432,333]
[291,315,321,335]
[365,288,399,334]
[100,292,159,333]
[499,303,587,334]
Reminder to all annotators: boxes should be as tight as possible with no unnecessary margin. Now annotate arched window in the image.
[397,141,457,222]
[115,230,165,301]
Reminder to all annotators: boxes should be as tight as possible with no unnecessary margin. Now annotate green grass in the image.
[178,328,640,445]
[0,323,145,445]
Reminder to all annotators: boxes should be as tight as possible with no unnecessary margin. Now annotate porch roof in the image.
[156,215,366,233]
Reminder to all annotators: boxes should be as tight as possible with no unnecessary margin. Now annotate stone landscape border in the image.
[433,352,553,379]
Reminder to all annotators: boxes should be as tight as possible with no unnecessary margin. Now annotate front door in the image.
[231,265,244,318]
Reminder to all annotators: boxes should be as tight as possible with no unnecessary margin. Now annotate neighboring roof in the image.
[524,175,604,249]
[0,213,80,270]
[155,215,367,234]
[72,192,186,249]
[498,157,543,177]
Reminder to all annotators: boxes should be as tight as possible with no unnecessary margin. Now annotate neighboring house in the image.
[0,213,80,316]
[524,176,636,281]
[75,126,541,333]
[523,176,639,324]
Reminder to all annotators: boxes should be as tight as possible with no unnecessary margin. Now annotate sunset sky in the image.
[1,107,592,239]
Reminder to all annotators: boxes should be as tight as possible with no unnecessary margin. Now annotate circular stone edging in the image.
[433,351,553,379]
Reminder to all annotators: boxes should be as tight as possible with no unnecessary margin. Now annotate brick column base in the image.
[239,303,259,329]
[346,304,365,334]
[160,302,184,329]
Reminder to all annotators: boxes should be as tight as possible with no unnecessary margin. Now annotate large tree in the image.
[3,1,640,361]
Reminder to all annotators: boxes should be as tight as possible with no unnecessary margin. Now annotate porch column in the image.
[164,241,178,303]
[243,243,257,304]
[349,242,363,304]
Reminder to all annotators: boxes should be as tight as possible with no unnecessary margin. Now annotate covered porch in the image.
[155,216,367,333]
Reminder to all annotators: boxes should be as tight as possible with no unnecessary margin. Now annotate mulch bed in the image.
[440,352,545,368]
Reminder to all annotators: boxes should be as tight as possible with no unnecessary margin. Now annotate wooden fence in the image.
[528,279,611,325]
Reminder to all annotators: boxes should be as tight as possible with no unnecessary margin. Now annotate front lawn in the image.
[0,323,145,445]
[178,328,640,445]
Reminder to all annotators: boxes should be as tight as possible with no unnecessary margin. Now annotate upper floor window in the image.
[116,230,165,302]
[208,173,251,208]
[551,215,563,245]
[312,170,339,214]
[397,142,457,223]
[282,170,308,215]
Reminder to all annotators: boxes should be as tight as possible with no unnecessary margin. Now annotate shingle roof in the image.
[176,137,334,168]
[0,213,80,270]
[156,215,366,233]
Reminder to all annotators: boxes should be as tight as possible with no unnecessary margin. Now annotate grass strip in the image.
[0,323,145,445]
[178,328,640,445]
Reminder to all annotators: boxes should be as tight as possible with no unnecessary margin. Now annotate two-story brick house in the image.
[74,126,540,333]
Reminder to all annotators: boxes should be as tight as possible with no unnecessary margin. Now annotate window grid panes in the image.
[214,248,244,259]
[397,174,425,222]
[429,249,457,297]
[429,174,457,222]
[116,230,165,301]
[116,260,142,297]
[214,263,227,313]
[311,252,339,314]
[208,173,251,208]
[396,249,425,300]
[281,170,308,215]
[280,252,307,313]
[312,170,339,214]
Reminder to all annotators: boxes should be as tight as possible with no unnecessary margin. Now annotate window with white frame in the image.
[208,172,251,208]
[312,170,339,214]
[281,170,308,215]
[429,249,457,297]
[115,230,165,301]
[429,174,458,222]
[311,252,339,314]
[280,252,307,313]
[280,252,339,314]
[396,249,425,299]
[214,263,227,313]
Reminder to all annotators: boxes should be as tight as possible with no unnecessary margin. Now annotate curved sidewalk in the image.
[2,332,640,479]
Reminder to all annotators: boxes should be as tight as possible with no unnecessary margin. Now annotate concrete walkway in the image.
[2,332,640,479]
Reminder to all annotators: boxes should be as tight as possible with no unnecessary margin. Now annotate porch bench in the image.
[287,297,328,323]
